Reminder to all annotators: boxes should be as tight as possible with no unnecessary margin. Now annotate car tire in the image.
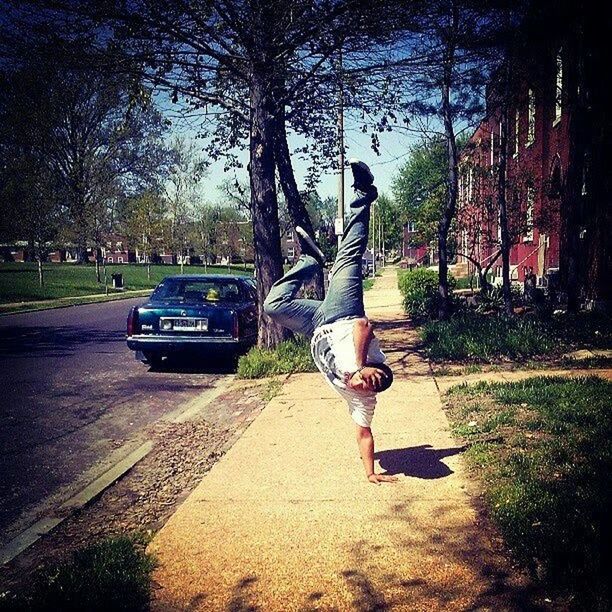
[143,351,163,368]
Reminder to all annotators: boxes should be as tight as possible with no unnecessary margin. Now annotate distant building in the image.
[457,41,570,286]
[401,222,433,268]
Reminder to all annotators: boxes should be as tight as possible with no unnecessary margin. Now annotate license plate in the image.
[162,317,208,332]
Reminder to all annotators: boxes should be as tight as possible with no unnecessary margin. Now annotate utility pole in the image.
[371,202,376,278]
[336,47,345,248]
[380,215,384,267]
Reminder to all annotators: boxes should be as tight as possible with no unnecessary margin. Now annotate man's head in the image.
[347,363,393,394]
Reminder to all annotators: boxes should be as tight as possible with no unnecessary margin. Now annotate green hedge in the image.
[397,268,455,319]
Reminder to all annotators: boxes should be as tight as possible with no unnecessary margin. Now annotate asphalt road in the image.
[0,298,231,543]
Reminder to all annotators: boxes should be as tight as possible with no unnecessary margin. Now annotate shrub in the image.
[237,337,316,378]
[398,268,456,319]
[422,311,555,361]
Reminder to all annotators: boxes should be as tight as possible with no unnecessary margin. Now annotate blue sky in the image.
[168,108,420,205]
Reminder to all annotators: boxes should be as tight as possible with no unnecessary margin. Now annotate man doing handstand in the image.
[264,160,397,484]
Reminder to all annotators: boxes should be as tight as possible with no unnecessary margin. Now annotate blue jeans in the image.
[264,188,375,337]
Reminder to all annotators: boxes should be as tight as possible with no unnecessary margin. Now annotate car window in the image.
[152,280,244,302]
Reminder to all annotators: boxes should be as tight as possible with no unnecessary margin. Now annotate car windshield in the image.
[152,279,244,303]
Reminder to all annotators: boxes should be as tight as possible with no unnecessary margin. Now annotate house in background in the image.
[103,235,136,264]
[455,14,602,291]
[281,227,298,264]
[401,221,433,269]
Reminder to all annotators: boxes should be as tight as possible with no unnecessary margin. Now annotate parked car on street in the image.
[127,275,258,366]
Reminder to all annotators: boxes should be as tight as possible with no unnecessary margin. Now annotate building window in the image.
[286,230,294,242]
[554,49,563,125]
[118,257,124,263]
[514,108,520,157]
[287,246,294,259]
[468,167,474,200]
[107,256,114,263]
[525,187,534,242]
[527,89,535,145]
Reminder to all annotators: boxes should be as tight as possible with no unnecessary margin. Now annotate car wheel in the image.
[143,351,163,368]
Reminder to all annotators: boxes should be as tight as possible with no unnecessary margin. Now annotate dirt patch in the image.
[0,381,271,594]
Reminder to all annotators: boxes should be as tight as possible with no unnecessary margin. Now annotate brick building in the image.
[457,4,610,307]
[402,221,432,268]
[457,46,570,286]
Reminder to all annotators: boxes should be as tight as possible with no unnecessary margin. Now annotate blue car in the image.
[127,275,258,366]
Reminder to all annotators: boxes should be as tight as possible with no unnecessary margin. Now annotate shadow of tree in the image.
[374,445,465,479]
[342,569,389,611]
[227,575,259,612]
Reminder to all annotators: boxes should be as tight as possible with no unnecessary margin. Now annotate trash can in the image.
[111,273,123,289]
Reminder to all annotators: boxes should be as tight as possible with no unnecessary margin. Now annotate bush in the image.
[422,311,555,361]
[398,268,455,319]
[237,337,316,378]
[0,535,155,612]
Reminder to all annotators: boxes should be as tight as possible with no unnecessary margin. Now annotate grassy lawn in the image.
[445,375,612,608]
[0,262,253,304]
[0,535,155,611]
[363,278,375,291]
[421,310,611,363]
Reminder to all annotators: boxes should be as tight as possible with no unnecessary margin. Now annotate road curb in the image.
[0,290,152,317]
[0,442,153,566]
[0,375,239,568]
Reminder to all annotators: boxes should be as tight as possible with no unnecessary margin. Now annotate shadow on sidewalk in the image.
[374,444,465,479]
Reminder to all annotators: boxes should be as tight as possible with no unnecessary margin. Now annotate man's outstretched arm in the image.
[355,425,397,484]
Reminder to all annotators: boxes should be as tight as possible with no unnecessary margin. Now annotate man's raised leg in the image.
[320,160,377,324]
[263,254,322,336]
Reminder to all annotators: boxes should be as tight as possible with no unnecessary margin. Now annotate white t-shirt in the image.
[310,317,386,428]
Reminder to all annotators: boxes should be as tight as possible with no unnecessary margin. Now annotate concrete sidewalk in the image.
[149,268,532,611]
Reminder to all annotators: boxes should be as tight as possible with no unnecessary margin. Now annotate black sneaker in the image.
[349,158,374,190]
[296,226,325,266]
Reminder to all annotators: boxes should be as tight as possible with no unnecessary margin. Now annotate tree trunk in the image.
[95,248,101,283]
[561,28,588,312]
[37,254,44,287]
[273,107,325,299]
[438,24,459,320]
[147,262,151,281]
[498,103,513,316]
[250,69,290,348]
[584,12,611,309]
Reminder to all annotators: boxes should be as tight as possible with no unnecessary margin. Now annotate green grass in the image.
[237,337,317,378]
[363,278,374,291]
[0,535,155,611]
[260,378,284,402]
[422,312,555,361]
[445,376,612,608]
[421,310,611,363]
[0,262,253,304]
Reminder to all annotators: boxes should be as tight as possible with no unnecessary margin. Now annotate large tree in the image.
[0,41,170,274]
[2,0,417,345]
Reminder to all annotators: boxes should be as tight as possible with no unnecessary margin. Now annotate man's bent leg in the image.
[320,187,376,324]
[263,254,322,336]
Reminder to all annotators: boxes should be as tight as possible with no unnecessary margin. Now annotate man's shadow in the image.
[374,444,465,479]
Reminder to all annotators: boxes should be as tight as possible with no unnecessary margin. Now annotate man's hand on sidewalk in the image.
[367,473,398,485]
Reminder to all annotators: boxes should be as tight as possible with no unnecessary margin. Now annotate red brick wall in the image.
[458,45,569,284]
